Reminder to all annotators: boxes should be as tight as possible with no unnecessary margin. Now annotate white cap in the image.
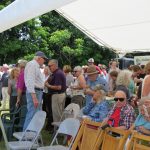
[88,58,94,63]
[3,64,9,68]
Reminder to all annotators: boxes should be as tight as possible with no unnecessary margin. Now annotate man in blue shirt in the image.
[85,65,108,106]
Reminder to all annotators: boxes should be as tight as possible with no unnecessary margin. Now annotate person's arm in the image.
[7,79,11,95]
[83,102,95,115]
[129,124,135,131]
[16,88,23,106]
[45,81,61,90]
[142,76,150,97]
[78,75,86,89]
[138,126,150,135]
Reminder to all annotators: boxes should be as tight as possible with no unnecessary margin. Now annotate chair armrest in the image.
[0,109,10,114]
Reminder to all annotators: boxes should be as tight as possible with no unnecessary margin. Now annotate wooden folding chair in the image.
[100,127,131,150]
[126,131,150,150]
[71,119,103,150]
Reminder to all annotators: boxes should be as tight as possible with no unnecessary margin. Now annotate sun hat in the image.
[88,58,94,63]
[86,65,99,75]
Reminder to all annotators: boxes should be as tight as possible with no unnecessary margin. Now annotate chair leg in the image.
[39,134,44,146]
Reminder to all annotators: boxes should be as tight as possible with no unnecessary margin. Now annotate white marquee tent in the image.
[0,0,150,53]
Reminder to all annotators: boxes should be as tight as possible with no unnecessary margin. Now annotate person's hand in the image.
[16,98,20,107]
[85,88,93,95]
[33,97,39,108]
[138,126,148,133]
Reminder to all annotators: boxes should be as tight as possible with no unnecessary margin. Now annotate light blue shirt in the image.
[85,75,108,106]
[135,114,150,130]
[83,100,110,122]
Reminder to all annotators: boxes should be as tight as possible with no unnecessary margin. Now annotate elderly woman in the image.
[130,97,150,135]
[8,67,19,113]
[63,65,74,107]
[116,69,132,100]
[70,66,86,108]
[82,85,110,122]
[101,90,135,130]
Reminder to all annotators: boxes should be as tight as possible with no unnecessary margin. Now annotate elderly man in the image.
[23,51,48,130]
[85,65,108,106]
[101,90,135,130]
[45,59,66,123]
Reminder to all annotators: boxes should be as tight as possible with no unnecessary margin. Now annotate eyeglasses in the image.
[73,71,78,73]
[114,97,125,102]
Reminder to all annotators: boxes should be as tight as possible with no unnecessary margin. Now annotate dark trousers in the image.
[45,93,53,128]
[42,92,48,115]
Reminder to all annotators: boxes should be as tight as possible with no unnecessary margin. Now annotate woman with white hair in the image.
[82,84,110,122]
[130,96,150,135]
[115,69,132,100]
[70,66,86,108]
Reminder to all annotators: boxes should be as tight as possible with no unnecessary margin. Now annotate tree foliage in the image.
[0,1,116,67]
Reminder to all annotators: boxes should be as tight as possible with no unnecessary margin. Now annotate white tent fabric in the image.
[0,0,150,53]
[57,0,150,53]
[0,0,76,33]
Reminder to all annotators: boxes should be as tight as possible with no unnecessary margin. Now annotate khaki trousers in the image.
[52,93,66,122]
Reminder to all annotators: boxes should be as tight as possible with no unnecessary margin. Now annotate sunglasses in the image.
[114,97,125,102]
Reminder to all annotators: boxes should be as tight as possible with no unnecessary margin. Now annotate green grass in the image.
[0,127,53,150]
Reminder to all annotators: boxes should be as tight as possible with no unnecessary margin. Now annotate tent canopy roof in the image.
[57,0,150,53]
[0,0,150,53]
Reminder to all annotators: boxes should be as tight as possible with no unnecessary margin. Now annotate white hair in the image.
[116,70,132,87]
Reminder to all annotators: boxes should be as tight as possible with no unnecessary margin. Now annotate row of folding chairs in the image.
[71,119,150,150]
[1,109,150,150]
[0,110,46,150]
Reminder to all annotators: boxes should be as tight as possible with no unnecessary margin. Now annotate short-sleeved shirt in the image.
[85,75,108,105]
[48,68,66,94]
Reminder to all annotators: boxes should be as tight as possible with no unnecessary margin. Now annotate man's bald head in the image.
[114,90,126,99]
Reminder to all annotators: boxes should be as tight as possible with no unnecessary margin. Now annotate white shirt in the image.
[24,59,44,93]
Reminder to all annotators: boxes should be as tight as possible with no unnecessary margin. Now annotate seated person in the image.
[101,90,136,130]
[130,97,150,135]
[82,85,110,122]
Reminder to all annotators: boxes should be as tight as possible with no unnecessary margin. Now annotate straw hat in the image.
[86,65,99,75]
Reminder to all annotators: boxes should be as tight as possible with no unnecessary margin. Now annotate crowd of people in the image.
[0,51,150,140]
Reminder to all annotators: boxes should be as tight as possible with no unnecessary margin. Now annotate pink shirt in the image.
[17,69,26,92]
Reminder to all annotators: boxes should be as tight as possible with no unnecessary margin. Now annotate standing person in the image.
[63,65,74,107]
[1,64,10,109]
[42,66,51,115]
[70,66,86,108]
[16,59,28,107]
[8,67,19,113]
[45,59,66,122]
[23,51,48,130]
[88,58,103,75]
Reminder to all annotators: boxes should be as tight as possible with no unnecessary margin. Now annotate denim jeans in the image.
[23,89,43,131]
